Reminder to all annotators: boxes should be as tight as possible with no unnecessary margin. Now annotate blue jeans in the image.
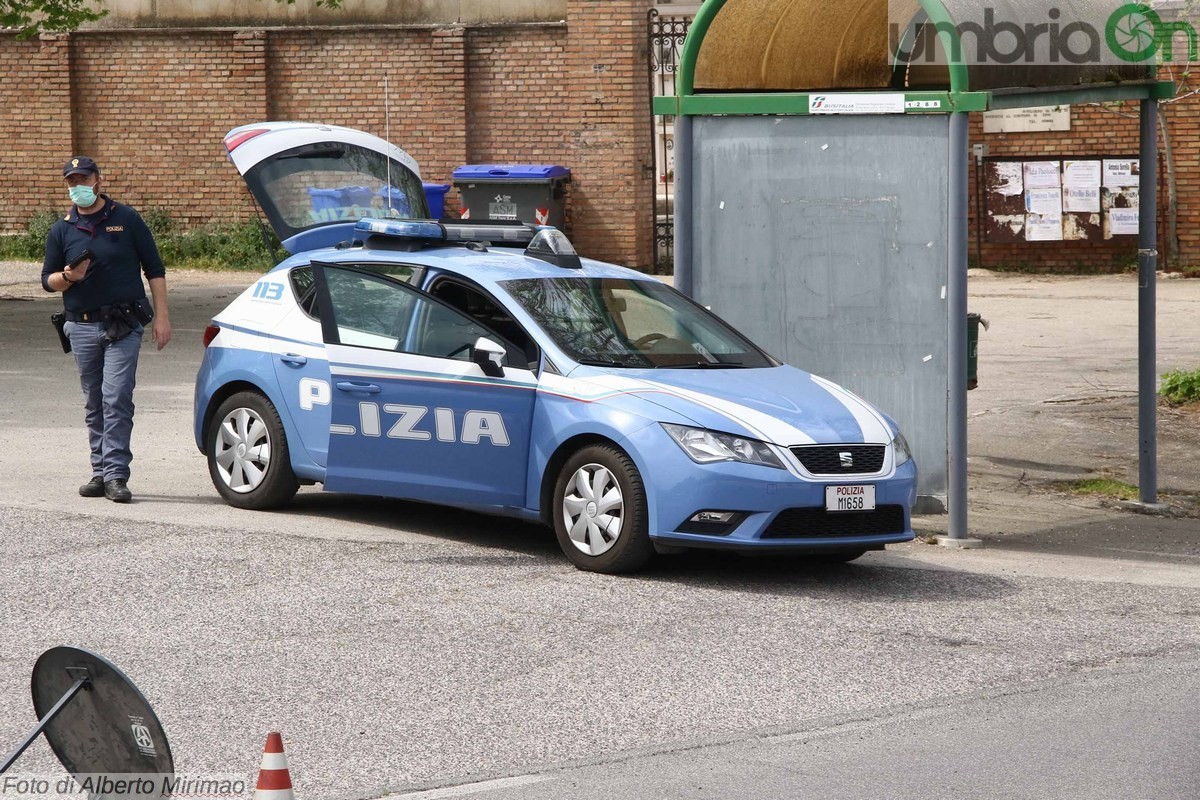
[65,320,143,481]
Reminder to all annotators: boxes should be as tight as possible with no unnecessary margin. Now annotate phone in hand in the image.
[67,248,94,269]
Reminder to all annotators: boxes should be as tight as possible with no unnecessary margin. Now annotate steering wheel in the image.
[633,333,669,350]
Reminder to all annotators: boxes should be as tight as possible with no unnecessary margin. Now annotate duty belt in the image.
[65,307,112,323]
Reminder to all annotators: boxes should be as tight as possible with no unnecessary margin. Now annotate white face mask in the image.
[69,184,98,207]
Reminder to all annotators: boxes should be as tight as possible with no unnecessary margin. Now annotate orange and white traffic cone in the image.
[253,732,295,799]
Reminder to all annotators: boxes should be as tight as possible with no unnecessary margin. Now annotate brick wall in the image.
[968,99,1199,272]
[0,11,655,269]
[0,35,73,225]
[268,28,468,188]
[68,31,267,223]
[563,0,655,267]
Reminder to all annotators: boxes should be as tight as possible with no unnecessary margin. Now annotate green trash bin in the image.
[967,313,985,390]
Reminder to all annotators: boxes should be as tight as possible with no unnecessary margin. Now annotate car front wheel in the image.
[552,444,653,574]
[207,391,299,510]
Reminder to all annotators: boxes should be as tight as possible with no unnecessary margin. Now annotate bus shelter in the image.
[654,0,1175,540]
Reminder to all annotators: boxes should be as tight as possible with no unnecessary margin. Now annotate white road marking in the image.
[375,774,555,799]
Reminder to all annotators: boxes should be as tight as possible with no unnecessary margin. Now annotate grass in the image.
[0,208,285,271]
[1064,477,1140,501]
[1160,369,1200,405]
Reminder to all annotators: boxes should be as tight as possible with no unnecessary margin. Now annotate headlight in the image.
[661,423,786,469]
[892,431,913,466]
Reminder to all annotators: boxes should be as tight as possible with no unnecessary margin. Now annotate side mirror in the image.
[471,337,506,378]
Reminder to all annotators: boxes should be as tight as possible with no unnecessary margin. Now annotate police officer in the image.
[41,156,172,503]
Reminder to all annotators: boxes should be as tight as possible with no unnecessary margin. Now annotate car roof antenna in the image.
[384,74,394,218]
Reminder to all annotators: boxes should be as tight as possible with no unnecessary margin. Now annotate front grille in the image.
[790,444,886,475]
[762,505,906,539]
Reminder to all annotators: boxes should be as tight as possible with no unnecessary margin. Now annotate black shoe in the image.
[104,479,132,503]
[79,477,105,498]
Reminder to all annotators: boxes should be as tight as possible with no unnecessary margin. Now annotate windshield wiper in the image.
[661,361,747,369]
[576,358,640,368]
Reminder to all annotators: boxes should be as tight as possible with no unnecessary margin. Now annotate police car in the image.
[194,122,917,573]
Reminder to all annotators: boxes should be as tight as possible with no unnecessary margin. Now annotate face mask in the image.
[69,184,97,207]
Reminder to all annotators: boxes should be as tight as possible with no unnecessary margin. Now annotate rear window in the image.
[244,142,427,241]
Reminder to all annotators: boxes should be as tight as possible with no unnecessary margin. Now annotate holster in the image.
[51,312,71,354]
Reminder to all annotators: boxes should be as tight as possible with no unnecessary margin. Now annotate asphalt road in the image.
[1,268,1199,799]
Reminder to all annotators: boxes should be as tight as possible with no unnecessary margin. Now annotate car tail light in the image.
[224,128,270,153]
[202,325,220,347]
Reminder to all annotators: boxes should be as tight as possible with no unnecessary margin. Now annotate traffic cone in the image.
[253,732,295,799]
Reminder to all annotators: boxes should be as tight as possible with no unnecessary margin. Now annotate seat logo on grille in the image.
[839,452,854,468]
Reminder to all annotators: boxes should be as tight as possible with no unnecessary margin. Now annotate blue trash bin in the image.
[423,183,451,220]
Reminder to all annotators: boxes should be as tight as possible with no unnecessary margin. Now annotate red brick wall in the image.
[68,31,266,223]
[0,35,74,225]
[968,99,1198,272]
[0,16,654,269]
[564,0,655,267]
[267,28,468,189]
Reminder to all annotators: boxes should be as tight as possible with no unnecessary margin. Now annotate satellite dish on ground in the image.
[1,646,173,796]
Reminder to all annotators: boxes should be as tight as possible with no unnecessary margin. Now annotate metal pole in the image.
[0,677,90,774]
[946,112,971,541]
[1138,98,1159,505]
[674,114,694,297]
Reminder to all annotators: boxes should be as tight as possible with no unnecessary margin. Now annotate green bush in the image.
[0,210,65,260]
[0,208,284,271]
[1160,369,1200,405]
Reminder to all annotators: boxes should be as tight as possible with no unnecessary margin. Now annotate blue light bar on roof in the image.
[356,217,543,247]
[355,218,445,240]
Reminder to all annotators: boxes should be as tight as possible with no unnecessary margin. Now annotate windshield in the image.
[244,142,427,241]
[500,277,775,369]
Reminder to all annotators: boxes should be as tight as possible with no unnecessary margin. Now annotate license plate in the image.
[825,484,876,512]
[489,202,518,220]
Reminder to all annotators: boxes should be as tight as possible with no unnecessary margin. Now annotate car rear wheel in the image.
[207,391,299,510]
[552,444,653,574]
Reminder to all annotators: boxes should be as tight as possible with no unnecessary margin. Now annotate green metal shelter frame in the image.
[655,0,1177,540]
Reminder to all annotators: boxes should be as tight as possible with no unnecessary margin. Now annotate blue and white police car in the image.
[194,122,917,573]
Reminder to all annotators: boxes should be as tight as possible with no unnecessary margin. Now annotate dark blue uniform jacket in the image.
[41,196,166,313]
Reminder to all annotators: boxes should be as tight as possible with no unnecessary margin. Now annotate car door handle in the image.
[279,353,308,366]
[336,381,381,394]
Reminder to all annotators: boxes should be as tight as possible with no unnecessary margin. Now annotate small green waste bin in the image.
[967,313,986,390]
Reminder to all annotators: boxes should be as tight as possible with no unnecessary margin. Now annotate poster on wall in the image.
[1108,208,1140,236]
[1026,212,1064,241]
[1024,161,1061,189]
[983,162,1026,243]
[1102,159,1140,188]
[1063,160,1101,213]
[984,157,1138,243]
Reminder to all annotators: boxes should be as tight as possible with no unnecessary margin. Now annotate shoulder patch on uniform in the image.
[64,215,71,221]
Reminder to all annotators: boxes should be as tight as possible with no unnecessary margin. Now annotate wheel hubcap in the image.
[214,407,272,494]
[562,463,624,556]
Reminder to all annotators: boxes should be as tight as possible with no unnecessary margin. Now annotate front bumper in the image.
[625,424,917,552]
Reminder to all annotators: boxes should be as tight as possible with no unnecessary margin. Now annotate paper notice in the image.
[1064,185,1100,213]
[991,162,1024,196]
[1024,161,1061,189]
[1103,159,1140,188]
[1026,212,1064,241]
[1109,208,1140,235]
[1063,160,1101,189]
[1025,188,1062,216]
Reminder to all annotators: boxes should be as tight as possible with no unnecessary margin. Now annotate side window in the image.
[430,280,538,368]
[293,263,422,321]
[319,265,520,369]
[323,267,418,350]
